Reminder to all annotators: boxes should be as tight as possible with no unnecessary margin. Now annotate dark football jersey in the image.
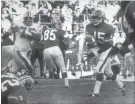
[1,73,28,104]
[124,1,135,33]
[119,2,134,36]
[118,1,135,46]
[123,1,135,46]
[42,27,65,49]
[86,22,114,52]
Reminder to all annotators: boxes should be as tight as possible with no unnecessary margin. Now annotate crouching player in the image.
[1,72,34,104]
[42,19,70,87]
[86,10,125,97]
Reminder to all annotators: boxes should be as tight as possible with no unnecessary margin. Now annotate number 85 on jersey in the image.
[41,29,57,41]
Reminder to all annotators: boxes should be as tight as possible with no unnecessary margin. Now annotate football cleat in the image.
[86,92,100,97]
[119,84,126,96]
[65,85,71,88]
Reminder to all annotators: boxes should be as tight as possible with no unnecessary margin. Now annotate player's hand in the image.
[98,38,105,43]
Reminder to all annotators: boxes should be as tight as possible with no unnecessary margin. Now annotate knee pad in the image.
[62,72,67,79]
[96,73,104,82]
[110,73,117,81]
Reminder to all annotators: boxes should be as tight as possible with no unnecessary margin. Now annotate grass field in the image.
[28,78,135,104]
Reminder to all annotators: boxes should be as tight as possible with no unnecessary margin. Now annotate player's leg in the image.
[128,54,133,77]
[126,44,135,77]
[1,45,13,71]
[122,53,130,78]
[12,47,34,75]
[37,48,44,77]
[87,48,112,96]
[30,48,38,68]
[120,43,135,76]
[87,58,111,96]
[94,58,112,94]
[77,35,85,65]
[52,46,69,87]
[105,56,125,96]
[129,48,135,77]
[30,48,38,77]
[43,48,57,78]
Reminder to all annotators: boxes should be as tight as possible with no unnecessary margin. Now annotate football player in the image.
[118,1,135,76]
[1,73,28,104]
[86,10,125,97]
[1,11,41,76]
[42,19,70,87]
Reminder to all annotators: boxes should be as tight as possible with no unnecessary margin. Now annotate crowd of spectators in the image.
[1,0,121,34]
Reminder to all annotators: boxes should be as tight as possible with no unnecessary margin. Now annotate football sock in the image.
[64,77,69,86]
[115,77,124,88]
[93,81,102,94]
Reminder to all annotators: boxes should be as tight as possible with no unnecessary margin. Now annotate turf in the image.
[28,79,135,104]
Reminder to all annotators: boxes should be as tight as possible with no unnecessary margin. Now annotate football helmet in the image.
[19,75,34,91]
[23,11,33,26]
[52,19,62,29]
[91,10,105,26]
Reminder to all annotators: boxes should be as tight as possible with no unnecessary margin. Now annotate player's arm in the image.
[117,2,135,56]
[125,1,135,32]
[1,22,18,40]
[29,32,41,41]
[59,30,69,50]
[125,1,135,42]
[85,25,96,48]
[24,25,42,41]
[1,29,11,40]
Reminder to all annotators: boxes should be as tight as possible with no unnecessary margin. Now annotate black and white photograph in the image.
[1,0,135,104]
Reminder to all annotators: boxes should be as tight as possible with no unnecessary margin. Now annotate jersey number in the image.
[2,74,20,92]
[44,30,56,40]
[94,31,105,42]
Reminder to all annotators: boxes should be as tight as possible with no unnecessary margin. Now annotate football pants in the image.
[43,46,66,74]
